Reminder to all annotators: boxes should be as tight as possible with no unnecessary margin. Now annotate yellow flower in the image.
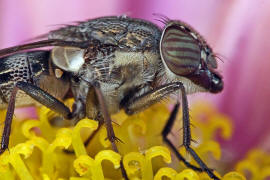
[0,100,246,180]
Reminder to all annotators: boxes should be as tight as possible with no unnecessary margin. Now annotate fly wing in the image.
[48,16,129,44]
[0,39,97,58]
[48,16,161,50]
[0,16,127,57]
[0,16,161,57]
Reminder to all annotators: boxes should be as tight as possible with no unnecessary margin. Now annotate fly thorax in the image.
[112,51,159,86]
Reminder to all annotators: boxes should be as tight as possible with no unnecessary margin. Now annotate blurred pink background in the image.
[1,0,270,171]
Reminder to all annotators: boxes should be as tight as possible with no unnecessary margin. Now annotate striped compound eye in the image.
[160,22,201,76]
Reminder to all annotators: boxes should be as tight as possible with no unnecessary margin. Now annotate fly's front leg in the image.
[161,102,202,172]
[123,83,201,171]
[178,85,219,180]
[124,82,219,179]
[0,81,72,154]
[124,83,181,115]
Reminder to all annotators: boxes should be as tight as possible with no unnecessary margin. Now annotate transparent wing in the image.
[0,39,96,57]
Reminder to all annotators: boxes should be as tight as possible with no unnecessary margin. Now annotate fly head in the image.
[160,20,223,93]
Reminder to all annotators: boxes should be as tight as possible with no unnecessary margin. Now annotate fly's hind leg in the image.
[0,81,72,154]
[0,86,18,154]
[123,82,220,179]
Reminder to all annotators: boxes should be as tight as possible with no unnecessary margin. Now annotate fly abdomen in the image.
[0,51,51,108]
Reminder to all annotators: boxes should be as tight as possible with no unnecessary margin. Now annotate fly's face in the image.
[160,21,223,93]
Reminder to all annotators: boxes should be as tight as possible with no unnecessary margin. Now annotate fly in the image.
[0,15,223,180]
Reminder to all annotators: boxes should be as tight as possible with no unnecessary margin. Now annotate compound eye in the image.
[160,24,201,76]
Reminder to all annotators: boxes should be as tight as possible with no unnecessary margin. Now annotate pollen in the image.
[0,101,250,179]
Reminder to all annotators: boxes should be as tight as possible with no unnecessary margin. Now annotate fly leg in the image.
[176,84,220,180]
[163,102,220,179]
[123,82,202,171]
[93,84,128,180]
[0,86,18,154]
[162,102,203,172]
[0,81,72,154]
[123,82,219,179]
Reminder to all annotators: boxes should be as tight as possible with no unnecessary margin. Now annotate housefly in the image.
[0,15,223,180]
